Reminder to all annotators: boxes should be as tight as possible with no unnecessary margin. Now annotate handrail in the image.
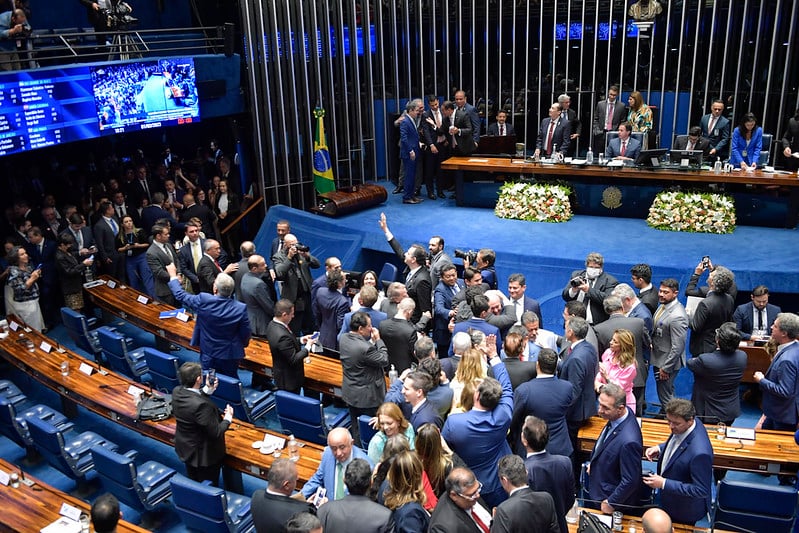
[220,196,263,236]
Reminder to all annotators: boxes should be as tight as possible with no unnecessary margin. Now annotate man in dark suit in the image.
[111,191,141,229]
[399,99,423,204]
[754,313,799,431]
[269,219,291,275]
[378,297,419,373]
[92,201,125,280]
[562,251,619,325]
[24,226,59,327]
[673,126,712,157]
[146,224,181,307]
[700,99,731,160]
[507,273,543,326]
[171,362,234,485]
[313,271,350,353]
[558,93,582,157]
[421,96,449,199]
[510,348,573,458]
[251,459,316,533]
[433,263,464,356]
[501,328,537,388]
[428,467,492,533]
[177,222,205,293]
[454,89,481,147]
[630,263,658,314]
[588,383,643,515]
[781,108,799,171]
[689,266,735,356]
[643,399,713,525]
[594,296,651,415]
[339,285,387,340]
[317,459,393,532]
[448,294,502,356]
[240,255,275,337]
[486,110,516,136]
[339,312,389,444]
[60,213,96,261]
[441,100,476,156]
[535,102,571,158]
[126,163,159,209]
[140,192,185,237]
[40,206,66,243]
[733,285,781,340]
[523,416,575,533]
[266,299,315,394]
[592,85,628,153]
[196,239,239,295]
[650,279,689,413]
[606,122,641,162]
[492,455,560,533]
[179,193,217,239]
[400,370,443,430]
[166,263,251,377]
[273,233,320,335]
[615,283,653,334]
[441,353,513,508]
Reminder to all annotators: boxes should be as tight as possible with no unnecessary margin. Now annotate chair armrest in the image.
[124,449,139,460]
[235,501,251,519]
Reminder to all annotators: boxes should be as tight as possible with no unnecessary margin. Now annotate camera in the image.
[295,243,310,253]
[702,255,711,268]
[570,276,586,288]
[454,248,478,264]
[101,1,138,30]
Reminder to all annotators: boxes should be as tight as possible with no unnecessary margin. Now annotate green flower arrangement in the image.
[647,190,736,234]
[495,182,573,223]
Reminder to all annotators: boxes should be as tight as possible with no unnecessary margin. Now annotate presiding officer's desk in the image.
[577,415,799,475]
[84,276,349,397]
[441,156,799,227]
[741,341,772,383]
[0,317,325,486]
[0,457,150,533]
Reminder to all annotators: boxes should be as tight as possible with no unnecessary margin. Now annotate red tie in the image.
[471,509,490,533]
[214,260,222,272]
[546,121,556,155]
[621,141,627,156]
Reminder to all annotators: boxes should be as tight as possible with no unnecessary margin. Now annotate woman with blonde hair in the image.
[367,402,415,463]
[415,423,465,498]
[384,451,430,533]
[449,347,487,414]
[595,329,638,411]
[116,215,152,295]
[627,90,653,134]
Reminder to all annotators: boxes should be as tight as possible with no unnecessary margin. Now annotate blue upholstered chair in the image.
[96,326,148,380]
[90,445,176,512]
[713,478,798,533]
[759,133,773,166]
[142,348,180,393]
[378,262,398,291]
[274,390,350,445]
[0,379,27,406]
[358,414,378,450]
[209,374,274,424]
[170,474,255,533]
[0,396,70,448]
[60,307,103,359]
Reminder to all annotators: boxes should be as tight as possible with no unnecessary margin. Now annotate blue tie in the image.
[109,218,118,236]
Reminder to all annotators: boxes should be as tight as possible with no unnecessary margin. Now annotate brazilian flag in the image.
[313,107,335,194]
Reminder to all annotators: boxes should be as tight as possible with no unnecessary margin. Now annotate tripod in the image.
[108,31,141,61]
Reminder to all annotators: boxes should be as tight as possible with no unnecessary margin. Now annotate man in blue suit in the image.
[165,262,251,377]
[643,399,713,525]
[399,99,423,204]
[140,192,185,235]
[733,285,781,340]
[433,263,464,356]
[606,122,641,163]
[338,285,386,341]
[588,383,643,515]
[448,294,502,356]
[700,99,731,160]
[507,273,542,326]
[534,102,572,158]
[754,313,799,430]
[300,427,372,501]
[442,348,513,508]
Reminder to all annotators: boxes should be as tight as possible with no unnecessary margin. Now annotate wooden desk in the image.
[0,317,325,486]
[577,416,799,475]
[741,342,771,383]
[0,457,150,533]
[568,508,728,533]
[83,277,349,397]
[441,156,799,226]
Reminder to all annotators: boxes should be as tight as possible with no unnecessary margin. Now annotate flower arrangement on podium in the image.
[647,190,736,234]
[495,181,573,223]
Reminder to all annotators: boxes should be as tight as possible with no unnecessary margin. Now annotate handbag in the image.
[136,392,173,421]
[578,510,612,533]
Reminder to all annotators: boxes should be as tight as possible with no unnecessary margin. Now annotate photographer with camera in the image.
[684,255,738,300]
[561,252,619,325]
[273,233,320,334]
[79,0,110,45]
[456,247,498,290]
[0,8,29,71]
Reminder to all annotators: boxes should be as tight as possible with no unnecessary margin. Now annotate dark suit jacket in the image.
[689,291,734,356]
[447,108,477,156]
[197,254,221,294]
[177,238,206,290]
[172,385,231,468]
[60,226,95,259]
[606,136,642,160]
[340,308,387,340]
[433,280,464,346]
[180,203,218,239]
[399,115,420,161]
[92,217,124,279]
[687,348,747,423]
[339,332,389,409]
[25,238,58,291]
[266,320,307,392]
[146,241,181,301]
[588,409,642,510]
[700,113,731,157]
[387,237,432,325]
[140,204,184,236]
[273,249,320,306]
[592,99,627,136]
[55,247,85,295]
[313,286,350,351]
[560,340,599,423]
[758,341,799,426]
[251,490,315,533]
[240,272,275,336]
[510,376,574,457]
[408,398,443,430]
[317,494,393,533]
[503,358,537,390]
[421,109,448,150]
[561,270,619,325]
[656,422,714,524]
[486,121,515,136]
[526,451,575,533]
[512,295,543,325]
[536,117,571,155]
[638,287,659,314]
[490,487,559,533]
[732,301,780,340]
[673,135,711,157]
[449,318,502,356]
[429,493,483,533]
[594,314,651,388]
[378,317,418,373]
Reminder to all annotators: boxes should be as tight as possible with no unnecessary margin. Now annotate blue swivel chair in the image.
[378,262,398,291]
[758,133,773,166]
[0,396,70,449]
[209,374,274,424]
[358,414,378,450]
[170,474,255,533]
[60,307,103,359]
[713,478,798,533]
[96,326,148,380]
[90,446,176,512]
[0,379,27,406]
[274,390,350,445]
[142,348,180,393]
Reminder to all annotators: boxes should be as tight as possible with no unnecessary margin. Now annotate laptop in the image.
[670,149,704,169]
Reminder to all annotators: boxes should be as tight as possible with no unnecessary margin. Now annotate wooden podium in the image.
[311,184,387,217]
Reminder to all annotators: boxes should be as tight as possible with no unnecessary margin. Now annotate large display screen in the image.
[91,57,200,134]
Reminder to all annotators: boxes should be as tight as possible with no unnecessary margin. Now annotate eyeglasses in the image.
[457,481,483,501]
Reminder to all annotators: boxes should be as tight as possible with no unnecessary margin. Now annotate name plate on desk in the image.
[136,295,149,305]
[726,427,756,440]
[78,362,94,376]
[9,322,19,332]
[39,341,52,353]
[176,311,190,322]
[0,469,9,485]
[106,280,117,289]
[59,502,82,522]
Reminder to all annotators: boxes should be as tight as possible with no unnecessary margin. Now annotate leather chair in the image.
[274,390,350,445]
[26,415,116,481]
[142,348,180,393]
[60,307,103,359]
[0,396,70,449]
[209,374,275,424]
[96,326,148,381]
[605,131,647,153]
[759,133,773,166]
[90,445,176,512]
[713,478,798,533]
[0,379,27,406]
[378,262,398,292]
[170,474,255,533]
[358,414,378,450]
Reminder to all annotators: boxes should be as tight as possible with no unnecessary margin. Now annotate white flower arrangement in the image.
[494,182,573,223]
[647,190,736,234]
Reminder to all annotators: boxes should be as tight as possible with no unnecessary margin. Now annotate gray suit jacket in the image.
[240,271,275,336]
[339,332,389,408]
[146,241,181,300]
[651,300,689,375]
[317,494,394,533]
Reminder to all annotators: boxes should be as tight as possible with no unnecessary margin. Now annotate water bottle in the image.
[287,434,299,462]
[84,264,94,283]
[388,364,398,383]
[565,499,579,524]
[586,146,594,164]
[713,157,722,174]
[598,152,605,165]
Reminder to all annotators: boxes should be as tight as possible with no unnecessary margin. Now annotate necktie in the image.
[74,230,83,249]
[687,140,695,151]
[38,243,42,255]
[546,120,556,155]
[192,242,201,271]
[500,124,504,136]
[435,110,441,127]
[451,116,458,147]
[451,285,459,297]
[621,140,627,156]
[141,180,150,200]
[335,462,345,500]
[606,102,614,130]
[708,117,717,134]
[653,304,666,323]
[471,509,490,533]
[661,435,681,470]
[109,218,118,236]
[117,205,125,218]
[593,422,612,458]
[214,259,222,272]
[758,310,765,330]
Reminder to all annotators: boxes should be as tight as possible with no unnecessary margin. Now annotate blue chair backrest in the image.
[96,327,131,376]
[90,446,142,510]
[26,416,76,477]
[358,415,377,450]
[715,478,798,533]
[0,397,26,447]
[759,133,773,166]
[275,391,326,444]
[60,307,99,355]
[210,374,247,420]
[142,348,180,392]
[378,262,398,291]
[170,474,229,531]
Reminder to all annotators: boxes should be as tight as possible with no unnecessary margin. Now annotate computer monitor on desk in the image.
[635,148,669,169]
[670,149,704,169]
[476,134,517,155]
